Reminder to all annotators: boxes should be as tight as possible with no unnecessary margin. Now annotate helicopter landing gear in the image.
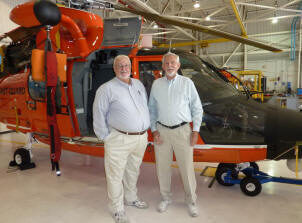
[215,162,261,196]
[215,163,237,186]
[9,133,36,170]
[215,162,259,186]
[215,161,302,196]
[9,147,36,170]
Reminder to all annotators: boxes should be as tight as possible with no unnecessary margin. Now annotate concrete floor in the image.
[1,130,302,223]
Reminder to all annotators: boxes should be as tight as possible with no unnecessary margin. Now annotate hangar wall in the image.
[227,59,298,92]
[200,16,301,93]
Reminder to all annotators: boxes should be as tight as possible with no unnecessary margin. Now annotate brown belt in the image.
[115,129,147,135]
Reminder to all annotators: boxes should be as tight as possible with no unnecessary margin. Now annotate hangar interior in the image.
[1,0,302,223]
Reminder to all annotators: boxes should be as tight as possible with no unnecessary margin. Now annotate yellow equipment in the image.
[232,70,264,102]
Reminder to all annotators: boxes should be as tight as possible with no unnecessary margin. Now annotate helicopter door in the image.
[72,48,132,137]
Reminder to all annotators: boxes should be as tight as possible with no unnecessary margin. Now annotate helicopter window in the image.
[199,98,265,145]
[2,39,35,74]
[28,75,46,101]
[175,52,240,102]
[139,61,162,97]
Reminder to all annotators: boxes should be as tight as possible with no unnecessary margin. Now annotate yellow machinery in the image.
[232,70,264,102]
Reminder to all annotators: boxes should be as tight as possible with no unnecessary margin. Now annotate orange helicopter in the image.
[1,0,302,193]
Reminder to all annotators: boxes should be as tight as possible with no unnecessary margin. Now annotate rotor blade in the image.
[114,5,282,53]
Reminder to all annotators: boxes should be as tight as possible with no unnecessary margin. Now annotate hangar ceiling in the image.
[107,0,302,63]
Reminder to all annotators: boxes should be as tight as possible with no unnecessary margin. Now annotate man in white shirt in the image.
[148,52,203,217]
[93,55,150,223]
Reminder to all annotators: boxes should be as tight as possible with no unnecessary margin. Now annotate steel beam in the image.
[230,0,247,36]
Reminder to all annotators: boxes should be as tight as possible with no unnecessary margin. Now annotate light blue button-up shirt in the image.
[148,74,203,132]
[93,77,150,140]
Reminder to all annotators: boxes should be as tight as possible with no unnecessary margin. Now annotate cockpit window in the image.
[177,52,239,102]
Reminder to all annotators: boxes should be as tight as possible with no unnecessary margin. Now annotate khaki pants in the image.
[104,129,148,212]
[154,123,197,203]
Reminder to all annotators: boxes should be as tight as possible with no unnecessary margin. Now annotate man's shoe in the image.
[157,200,172,213]
[125,199,149,209]
[187,203,199,217]
[113,211,129,223]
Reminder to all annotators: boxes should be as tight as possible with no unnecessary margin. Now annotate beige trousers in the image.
[104,129,148,212]
[154,123,197,203]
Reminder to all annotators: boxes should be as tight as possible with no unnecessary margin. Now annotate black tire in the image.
[217,163,236,170]
[240,177,262,196]
[14,148,31,166]
[215,164,238,186]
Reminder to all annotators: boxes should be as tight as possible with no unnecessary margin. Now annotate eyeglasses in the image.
[118,64,130,69]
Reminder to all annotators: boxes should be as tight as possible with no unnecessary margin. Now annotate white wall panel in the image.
[227,59,298,92]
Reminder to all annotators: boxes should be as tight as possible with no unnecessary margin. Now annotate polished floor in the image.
[1,128,302,223]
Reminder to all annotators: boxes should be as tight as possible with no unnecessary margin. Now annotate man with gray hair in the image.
[93,55,150,223]
[149,52,203,217]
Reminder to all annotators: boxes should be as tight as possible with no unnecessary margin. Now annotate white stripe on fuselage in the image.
[148,142,267,150]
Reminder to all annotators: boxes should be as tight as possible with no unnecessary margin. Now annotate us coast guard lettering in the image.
[0,87,25,95]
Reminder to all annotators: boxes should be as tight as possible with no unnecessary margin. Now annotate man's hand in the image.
[190,131,199,146]
[152,130,163,145]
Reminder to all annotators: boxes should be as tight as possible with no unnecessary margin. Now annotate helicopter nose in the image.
[265,107,302,144]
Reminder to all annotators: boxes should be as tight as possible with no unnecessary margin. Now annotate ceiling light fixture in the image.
[153,24,158,29]
[272,17,278,24]
[193,1,200,9]
[205,16,211,21]
[272,0,278,24]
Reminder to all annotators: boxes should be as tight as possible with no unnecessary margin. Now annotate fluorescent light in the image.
[193,2,200,8]
[272,17,278,24]
[206,16,211,21]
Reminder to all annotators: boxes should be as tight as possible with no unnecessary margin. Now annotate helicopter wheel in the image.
[240,177,262,196]
[9,148,35,170]
[215,163,238,186]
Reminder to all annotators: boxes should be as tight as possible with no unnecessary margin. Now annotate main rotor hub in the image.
[33,0,61,26]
